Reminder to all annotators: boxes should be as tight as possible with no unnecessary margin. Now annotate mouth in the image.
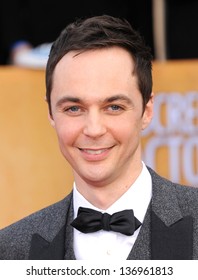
[79,148,109,155]
[78,147,114,161]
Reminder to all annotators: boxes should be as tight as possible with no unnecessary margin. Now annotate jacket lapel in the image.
[29,192,76,260]
[149,168,193,260]
[151,211,193,259]
[29,226,66,260]
[128,168,193,260]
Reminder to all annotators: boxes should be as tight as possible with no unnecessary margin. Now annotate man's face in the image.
[49,47,153,188]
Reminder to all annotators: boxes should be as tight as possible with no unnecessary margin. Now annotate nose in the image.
[83,110,107,138]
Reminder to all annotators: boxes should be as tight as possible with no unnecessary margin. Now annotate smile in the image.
[80,148,108,155]
[78,147,113,161]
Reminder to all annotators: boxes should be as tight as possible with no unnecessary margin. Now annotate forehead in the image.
[54,46,135,78]
[51,47,139,102]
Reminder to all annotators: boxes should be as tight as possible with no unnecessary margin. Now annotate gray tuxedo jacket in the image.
[1,167,198,260]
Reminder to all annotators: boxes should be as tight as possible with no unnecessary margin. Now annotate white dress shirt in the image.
[72,162,152,260]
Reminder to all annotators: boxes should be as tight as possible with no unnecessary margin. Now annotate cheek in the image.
[115,119,143,153]
[110,125,130,148]
[55,121,79,147]
[114,115,142,137]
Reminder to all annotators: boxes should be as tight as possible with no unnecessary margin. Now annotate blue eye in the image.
[63,105,82,115]
[105,104,124,114]
[63,106,80,113]
[69,106,79,112]
[110,105,121,110]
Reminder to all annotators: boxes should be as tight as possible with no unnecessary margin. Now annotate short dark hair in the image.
[46,15,153,115]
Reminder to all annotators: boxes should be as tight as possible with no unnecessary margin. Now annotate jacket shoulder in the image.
[148,166,198,210]
[0,193,72,259]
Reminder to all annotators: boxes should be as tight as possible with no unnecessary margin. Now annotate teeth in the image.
[83,149,107,155]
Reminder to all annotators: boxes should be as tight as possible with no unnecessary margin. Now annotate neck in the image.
[73,162,143,210]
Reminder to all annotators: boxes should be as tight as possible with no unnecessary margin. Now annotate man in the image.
[0,15,198,260]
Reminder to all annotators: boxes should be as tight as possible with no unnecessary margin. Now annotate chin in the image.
[82,172,115,187]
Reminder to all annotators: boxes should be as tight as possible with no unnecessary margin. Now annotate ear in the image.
[141,92,154,130]
[45,95,55,128]
[48,112,55,128]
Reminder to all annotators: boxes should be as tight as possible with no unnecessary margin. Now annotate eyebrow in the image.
[56,96,81,108]
[104,94,133,104]
[56,94,133,108]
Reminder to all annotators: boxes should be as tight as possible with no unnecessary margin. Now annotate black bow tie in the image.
[71,207,141,236]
